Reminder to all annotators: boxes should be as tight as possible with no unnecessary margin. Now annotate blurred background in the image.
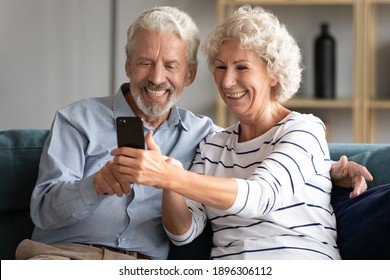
[1,0,390,143]
[0,0,217,130]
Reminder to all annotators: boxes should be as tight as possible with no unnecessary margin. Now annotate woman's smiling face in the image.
[213,40,277,119]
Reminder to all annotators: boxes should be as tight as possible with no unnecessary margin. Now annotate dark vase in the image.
[314,23,336,99]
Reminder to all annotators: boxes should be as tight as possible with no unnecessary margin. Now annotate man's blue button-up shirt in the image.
[30,83,217,259]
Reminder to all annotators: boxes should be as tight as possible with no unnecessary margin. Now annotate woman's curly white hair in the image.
[203,5,302,103]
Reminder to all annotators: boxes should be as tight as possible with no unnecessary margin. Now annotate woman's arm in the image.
[111,131,238,210]
[161,190,191,235]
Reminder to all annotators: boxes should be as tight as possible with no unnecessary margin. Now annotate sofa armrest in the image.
[0,129,49,259]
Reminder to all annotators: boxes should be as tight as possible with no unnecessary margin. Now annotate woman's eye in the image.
[237,65,248,71]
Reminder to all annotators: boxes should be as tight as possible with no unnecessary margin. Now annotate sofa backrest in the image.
[0,129,49,259]
[329,143,390,189]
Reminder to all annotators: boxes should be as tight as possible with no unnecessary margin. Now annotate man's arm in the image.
[30,110,106,230]
[330,155,373,198]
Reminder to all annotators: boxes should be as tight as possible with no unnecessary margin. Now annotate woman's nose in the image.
[221,69,237,88]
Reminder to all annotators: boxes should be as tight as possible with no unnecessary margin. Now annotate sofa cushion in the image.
[347,145,390,189]
[329,143,388,161]
[0,129,49,212]
[0,129,49,259]
[331,145,390,259]
[332,184,390,259]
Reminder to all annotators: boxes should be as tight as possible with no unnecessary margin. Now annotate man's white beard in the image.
[131,89,178,117]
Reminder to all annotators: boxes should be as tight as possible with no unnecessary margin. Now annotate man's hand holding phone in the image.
[93,117,145,197]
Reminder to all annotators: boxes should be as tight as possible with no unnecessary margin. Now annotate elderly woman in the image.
[116,5,340,259]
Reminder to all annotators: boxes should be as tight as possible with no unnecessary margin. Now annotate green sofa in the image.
[1,129,389,260]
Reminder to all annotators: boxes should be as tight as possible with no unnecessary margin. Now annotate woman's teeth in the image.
[226,91,246,99]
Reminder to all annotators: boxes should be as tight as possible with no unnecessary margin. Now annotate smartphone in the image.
[116,116,145,149]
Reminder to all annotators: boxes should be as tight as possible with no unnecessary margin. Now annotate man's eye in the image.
[138,62,151,67]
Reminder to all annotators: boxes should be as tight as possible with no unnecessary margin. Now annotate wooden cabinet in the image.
[363,0,390,142]
[216,0,390,143]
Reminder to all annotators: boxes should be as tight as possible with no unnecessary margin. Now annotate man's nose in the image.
[149,64,166,85]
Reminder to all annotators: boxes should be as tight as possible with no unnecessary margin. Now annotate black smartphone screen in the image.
[116,117,145,149]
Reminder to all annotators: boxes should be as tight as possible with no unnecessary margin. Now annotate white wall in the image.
[0,0,217,130]
[0,0,111,129]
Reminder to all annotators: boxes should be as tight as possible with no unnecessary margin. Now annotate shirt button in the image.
[121,238,127,243]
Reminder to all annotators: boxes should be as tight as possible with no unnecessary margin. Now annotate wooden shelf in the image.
[367,100,390,109]
[363,0,390,142]
[284,98,354,109]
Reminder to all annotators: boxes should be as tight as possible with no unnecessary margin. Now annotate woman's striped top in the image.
[166,111,340,260]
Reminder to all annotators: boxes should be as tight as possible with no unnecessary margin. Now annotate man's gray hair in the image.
[126,6,200,67]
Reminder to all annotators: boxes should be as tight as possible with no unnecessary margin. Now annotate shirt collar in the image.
[113,83,188,131]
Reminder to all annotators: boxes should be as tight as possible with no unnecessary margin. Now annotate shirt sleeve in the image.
[30,110,104,230]
[164,199,207,246]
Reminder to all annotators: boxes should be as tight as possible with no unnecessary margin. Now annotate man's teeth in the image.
[147,89,166,97]
[226,91,246,99]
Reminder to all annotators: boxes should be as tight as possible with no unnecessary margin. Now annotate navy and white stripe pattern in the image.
[166,112,340,259]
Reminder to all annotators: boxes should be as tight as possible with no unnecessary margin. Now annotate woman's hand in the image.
[331,155,373,198]
[111,131,182,188]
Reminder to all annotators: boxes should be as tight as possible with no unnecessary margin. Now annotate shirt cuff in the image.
[164,220,195,246]
[225,178,250,215]
[79,174,99,205]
